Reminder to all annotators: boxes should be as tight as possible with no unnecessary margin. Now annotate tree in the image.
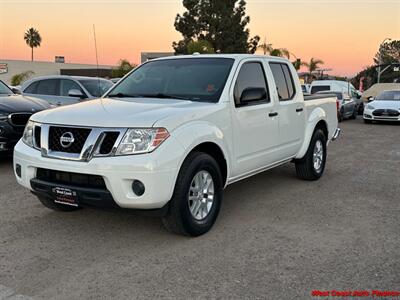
[374,40,400,65]
[187,39,215,54]
[10,71,35,86]
[24,28,42,61]
[292,59,307,71]
[303,58,324,77]
[111,59,136,78]
[173,0,260,54]
[268,47,290,59]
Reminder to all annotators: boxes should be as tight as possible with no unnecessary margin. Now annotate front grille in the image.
[36,168,106,189]
[48,126,91,153]
[34,126,41,148]
[372,109,400,117]
[99,132,120,155]
[9,113,32,126]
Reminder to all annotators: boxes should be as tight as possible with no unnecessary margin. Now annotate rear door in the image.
[230,59,280,177]
[24,79,59,106]
[268,61,305,158]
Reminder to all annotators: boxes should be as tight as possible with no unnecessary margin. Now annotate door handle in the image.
[268,112,278,117]
[296,108,303,112]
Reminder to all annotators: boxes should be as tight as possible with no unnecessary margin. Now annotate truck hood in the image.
[31,97,218,128]
[369,100,400,110]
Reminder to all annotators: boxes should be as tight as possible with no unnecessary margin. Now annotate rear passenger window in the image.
[24,81,38,94]
[269,63,296,101]
[36,79,58,96]
[234,62,269,106]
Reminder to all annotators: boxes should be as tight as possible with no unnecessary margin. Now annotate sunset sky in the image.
[0,0,399,76]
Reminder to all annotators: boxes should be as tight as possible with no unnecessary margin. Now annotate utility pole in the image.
[377,38,391,83]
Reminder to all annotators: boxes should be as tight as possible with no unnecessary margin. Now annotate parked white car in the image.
[363,90,400,123]
[14,54,340,236]
[21,75,113,106]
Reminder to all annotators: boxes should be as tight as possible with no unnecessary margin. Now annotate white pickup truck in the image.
[14,54,340,236]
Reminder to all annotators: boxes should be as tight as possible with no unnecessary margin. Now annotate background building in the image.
[0,59,113,85]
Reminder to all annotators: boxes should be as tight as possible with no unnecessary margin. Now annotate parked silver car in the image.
[21,75,113,106]
[316,91,357,121]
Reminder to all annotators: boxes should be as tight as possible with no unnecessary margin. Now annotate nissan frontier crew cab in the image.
[14,54,340,236]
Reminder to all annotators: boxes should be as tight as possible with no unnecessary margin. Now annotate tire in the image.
[364,119,372,124]
[350,107,357,119]
[162,152,223,236]
[358,103,364,115]
[295,129,327,181]
[37,196,80,212]
[338,110,343,122]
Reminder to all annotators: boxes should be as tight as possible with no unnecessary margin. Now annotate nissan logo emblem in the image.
[60,132,75,148]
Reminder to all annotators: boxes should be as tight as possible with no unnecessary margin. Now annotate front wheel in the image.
[295,129,327,181]
[162,152,223,236]
[350,107,357,119]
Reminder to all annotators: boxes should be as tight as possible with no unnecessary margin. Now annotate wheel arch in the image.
[296,108,329,159]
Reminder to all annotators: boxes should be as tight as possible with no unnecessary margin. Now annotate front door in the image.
[230,59,280,177]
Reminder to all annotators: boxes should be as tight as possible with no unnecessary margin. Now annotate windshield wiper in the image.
[108,92,195,101]
[107,92,143,98]
[135,93,193,101]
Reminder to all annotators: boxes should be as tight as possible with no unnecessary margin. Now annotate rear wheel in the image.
[37,196,80,212]
[350,107,357,119]
[162,152,223,236]
[295,129,327,181]
[338,110,343,122]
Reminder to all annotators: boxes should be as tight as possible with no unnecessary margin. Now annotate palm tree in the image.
[269,48,290,59]
[292,59,307,71]
[257,37,272,55]
[24,28,42,61]
[303,57,324,78]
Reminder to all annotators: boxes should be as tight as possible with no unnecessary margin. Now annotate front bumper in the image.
[0,121,24,151]
[13,140,181,209]
[363,109,400,122]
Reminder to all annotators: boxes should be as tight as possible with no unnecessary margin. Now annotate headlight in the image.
[116,128,169,155]
[366,105,375,110]
[0,113,8,121]
[22,120,35,148]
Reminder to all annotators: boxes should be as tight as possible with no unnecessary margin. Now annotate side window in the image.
[269,63,296,101]
[36,79,58,96]
[24,81,38,94]
[234,62,269,106]
[60,79,83,96]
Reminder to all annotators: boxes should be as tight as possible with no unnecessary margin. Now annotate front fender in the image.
[173,121,232,184]
[295,107,327,159]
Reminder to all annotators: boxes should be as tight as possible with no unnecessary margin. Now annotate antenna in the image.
[92,24,101,96]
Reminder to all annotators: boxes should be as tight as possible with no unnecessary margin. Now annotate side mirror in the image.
[11,88,21,94]
[68,89,86,99]
[367,96,374,102]
[240,87,267,104]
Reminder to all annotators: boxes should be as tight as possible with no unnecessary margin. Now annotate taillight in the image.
[336,100,340,111]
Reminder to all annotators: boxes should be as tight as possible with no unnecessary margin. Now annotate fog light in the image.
[132,180,145,196]
[15,164,21,178]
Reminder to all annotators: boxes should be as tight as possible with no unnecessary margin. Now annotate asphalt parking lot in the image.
[0,118,399,299]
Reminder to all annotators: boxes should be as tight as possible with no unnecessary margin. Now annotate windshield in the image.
[107,58,235,102]
[375,90,400,101]
[79,79,113,97]
[0,81,13,95]
[311,85,330,94]
[316,91,343,99]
